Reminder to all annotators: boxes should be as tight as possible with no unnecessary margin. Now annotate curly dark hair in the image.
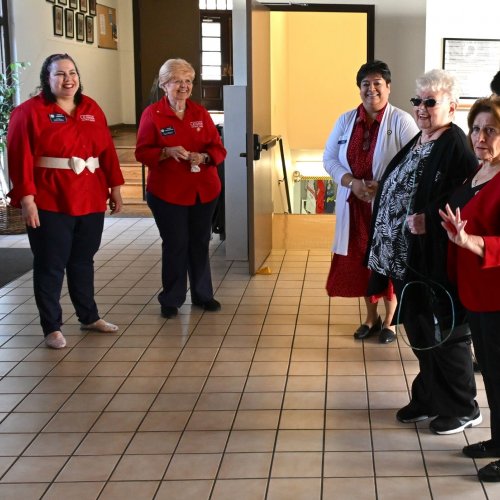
[356,60,392,87]
[491,71,500,96]
[38,53,83,104]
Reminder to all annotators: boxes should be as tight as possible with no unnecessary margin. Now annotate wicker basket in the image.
[0,205,26,235]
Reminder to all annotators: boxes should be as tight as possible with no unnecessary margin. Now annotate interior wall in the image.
[8,0,134,125]
[425,0,500,131]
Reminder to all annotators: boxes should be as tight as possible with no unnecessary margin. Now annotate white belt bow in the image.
[37,156,100,175]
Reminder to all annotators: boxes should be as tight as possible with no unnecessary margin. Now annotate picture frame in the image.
[53,5,64,36]
[69,0,78,8]
[85,15,94,44]
[89,0,96,16]
[442,38,500,102]
[65,9,74,39]
[79,0,88,13]
[57,0,67,5]
[46,0,56,4]
[76,12,85,41]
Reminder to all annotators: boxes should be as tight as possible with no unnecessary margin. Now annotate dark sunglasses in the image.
[410,97,442,108]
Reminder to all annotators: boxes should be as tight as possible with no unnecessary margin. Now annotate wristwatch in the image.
[202,153,210,164]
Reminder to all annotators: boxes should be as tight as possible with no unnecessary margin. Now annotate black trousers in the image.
[147,192,218,308]
[468,310,500,444]
[393,278,476,417]
[27,210,104,335]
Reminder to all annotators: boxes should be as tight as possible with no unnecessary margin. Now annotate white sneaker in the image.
[45,331,67,349]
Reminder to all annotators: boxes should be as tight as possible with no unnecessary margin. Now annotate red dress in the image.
[326,104,393,300]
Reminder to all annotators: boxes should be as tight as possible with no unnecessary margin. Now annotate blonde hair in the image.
[158,58,195,87]
[415,69,461,104]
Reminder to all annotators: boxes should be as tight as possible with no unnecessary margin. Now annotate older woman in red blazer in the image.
[440,96,500,483]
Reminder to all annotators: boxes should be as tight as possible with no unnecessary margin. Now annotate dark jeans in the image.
[468,310,500,443]
[27,209,104,335]
[146,192,218,308]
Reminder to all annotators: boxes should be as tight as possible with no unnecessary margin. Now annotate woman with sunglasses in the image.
[135,59,226,318]
[367,69,479,435]
[323,60,418,344]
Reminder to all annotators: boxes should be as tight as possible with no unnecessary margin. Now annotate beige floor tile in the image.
[275,429,323,452]
[42,481,104,500]
[110,454,170,480]
[324,429,372,451]
[195,392,241,411]
[55,455,120,482]
[376,477,431,500]
[325,409,370,430]
[323,477,376,500]
[286,375,326,392]
[91,411,145,432]
[164,453,221,480]
[176,430,229,453]
[59,393,113,412]
[374,450,426,477]
[267,478,321,500]
[0,483,50,499]
[0,412,53,433]
[14,393,69,412]
[429,476,487,499]
[203,376,246,393]
[211,478,267,500]
[89,361,135,376]
[43,412,100,433]
[233,410,280,430]
[280,410,324,430]
[1,455,67,483]
[326,391,368,410]
[23,432,84,456]
[0,434,35,456]
[139,411,191,432]
[74,432,133,455]
[155,479,212,500]
[125,431,180,455]
[186,410,235,431]
[219,452,272,479]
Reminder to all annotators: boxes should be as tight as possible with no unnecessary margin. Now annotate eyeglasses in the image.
[410,97,443,108]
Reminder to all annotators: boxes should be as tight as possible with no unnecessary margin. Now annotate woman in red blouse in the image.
[135,58,227,318]
[7,53,124,349]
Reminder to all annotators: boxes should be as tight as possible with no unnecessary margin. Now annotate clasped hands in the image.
[161,146,204,170]
[352,178,378,203]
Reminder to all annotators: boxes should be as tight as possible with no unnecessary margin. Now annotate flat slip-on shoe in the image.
[379,328,396,344]
[81,319,119,333]
[193,298,221,312]
[463,440,500,459]
[45,331,67,349]
[161,306,178,318]
[354,316,382,340]
[478,460,500,482]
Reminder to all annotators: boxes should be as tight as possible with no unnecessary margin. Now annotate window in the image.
[0,0,10,76]
[199,0,233,10]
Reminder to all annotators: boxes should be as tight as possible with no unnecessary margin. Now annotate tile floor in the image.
[0,216,497,499]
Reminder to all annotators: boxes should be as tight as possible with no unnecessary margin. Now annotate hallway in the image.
[0,217,495,499]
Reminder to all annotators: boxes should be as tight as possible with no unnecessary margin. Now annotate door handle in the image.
[239,134,262,160]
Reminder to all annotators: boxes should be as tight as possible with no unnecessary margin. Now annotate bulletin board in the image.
[96,3,117,50]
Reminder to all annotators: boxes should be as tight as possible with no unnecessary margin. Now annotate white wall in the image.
[8,0,134,125]
[425,0,500,131]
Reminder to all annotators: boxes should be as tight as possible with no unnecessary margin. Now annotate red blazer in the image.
[135,97,227,206]
[7,94,124,215]
[448,171,500,312]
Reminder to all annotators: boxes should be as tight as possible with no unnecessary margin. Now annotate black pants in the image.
[468,310,500,443]
[393,278,476,417]
[27,210,104,335]
[147,192,218,308]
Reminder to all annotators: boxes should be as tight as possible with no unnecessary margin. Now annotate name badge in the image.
[161,126,175,136]
[338,139,347,144]
[80,114,96,122]
[190,121,203,129]
[49,113,67,123]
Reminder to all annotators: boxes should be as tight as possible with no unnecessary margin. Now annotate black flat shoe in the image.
[463,440,500,459]
[192,298,221,312]
[353,316,382,340]
[478,460,500,482]
[379,327,396,344]
[161,306,178,318]
[396,401,436,423]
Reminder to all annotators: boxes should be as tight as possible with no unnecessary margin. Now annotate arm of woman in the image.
[198,108,227,166]
[109,186,123,214]
[323,113,352,185]
[135,106,165,168]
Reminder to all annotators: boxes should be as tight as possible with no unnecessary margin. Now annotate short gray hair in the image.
[415,69,461,103]
[158,58,195,87]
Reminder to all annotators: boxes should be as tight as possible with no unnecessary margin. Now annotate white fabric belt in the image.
[36,156,100,175]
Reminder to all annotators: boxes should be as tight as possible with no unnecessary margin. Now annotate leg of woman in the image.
[363,297,379,325]
[187,196,218,304]
[147,193,189,308]
[469,311,500,444]
[382,296,397,331]
[66,212,104,325]
[27,210,74,336]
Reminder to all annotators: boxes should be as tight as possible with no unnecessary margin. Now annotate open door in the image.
[246,0,273,274]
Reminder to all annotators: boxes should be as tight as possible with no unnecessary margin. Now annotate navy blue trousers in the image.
[147,192,218,308]
[468,311,500,444]
[27,210,104,335]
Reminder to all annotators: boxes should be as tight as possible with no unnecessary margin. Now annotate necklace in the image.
[472,162,500,188]
[169,104,185,113]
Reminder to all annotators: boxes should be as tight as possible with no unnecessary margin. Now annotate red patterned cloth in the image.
[326,104,394,300]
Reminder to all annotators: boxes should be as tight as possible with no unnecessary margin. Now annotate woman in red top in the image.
[440,96,500,482]
[7,53,124,349]
[135,58,227,318]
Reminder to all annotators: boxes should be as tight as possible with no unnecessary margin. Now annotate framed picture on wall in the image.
[69,0,78,8]
[89,0,96,16]
[85,15,94,44]
[76,13,85,41]
[58,0,67,5]
[79,0,88,13]
[53,5,64,36]
[46,0,56,4]
[65,9,74,39]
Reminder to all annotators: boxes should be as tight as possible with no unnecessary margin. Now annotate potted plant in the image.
[0,61,28,233]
